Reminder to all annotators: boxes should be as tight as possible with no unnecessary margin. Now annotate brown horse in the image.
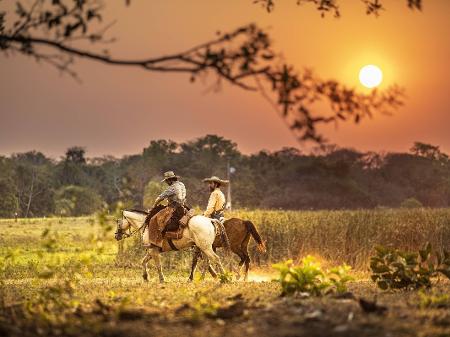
[188,218,266,281]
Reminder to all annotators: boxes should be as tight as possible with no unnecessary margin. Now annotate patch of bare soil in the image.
[102,295,449,337]
[1,282,449,337]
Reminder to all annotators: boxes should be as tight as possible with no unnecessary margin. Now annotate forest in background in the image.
[0,134,449,218]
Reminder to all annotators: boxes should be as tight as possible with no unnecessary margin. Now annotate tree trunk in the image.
[25,170,35,218]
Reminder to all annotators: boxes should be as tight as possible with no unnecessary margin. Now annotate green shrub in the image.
[370,243,450,290]
[328,264,354,294]
[273,256,353,296]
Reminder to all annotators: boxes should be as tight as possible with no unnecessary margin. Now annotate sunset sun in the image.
[359,64,383,88]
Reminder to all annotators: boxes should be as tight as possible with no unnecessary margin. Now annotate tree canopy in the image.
[0,135,448,218]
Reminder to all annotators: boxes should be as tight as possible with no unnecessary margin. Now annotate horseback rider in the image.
[203,176,228,221]
[153,171,186,208]
[151,171,187,238]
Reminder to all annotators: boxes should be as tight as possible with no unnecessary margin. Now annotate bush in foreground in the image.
[273,256,353,296]
[370,243,450,290]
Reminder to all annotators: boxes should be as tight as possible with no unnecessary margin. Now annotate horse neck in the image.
[123,212,146,230]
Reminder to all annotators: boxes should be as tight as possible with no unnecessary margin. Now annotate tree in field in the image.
[179,135,239,175]
[0,136,450,216]
[87,156,124,207]
[54,185,103,216]
[65,146,86,164]
[58,146,89,186]
[120,154,147,207]
[143,180,165,209]
[142,140,178,182]
[379,151,450,207]
[410,142,449,162]
[0,179,18,217]
[0,0,414,142]
[12,151,55,217]
[0,157,18,217]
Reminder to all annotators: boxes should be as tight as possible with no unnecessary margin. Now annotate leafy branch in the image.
[0,0,405,142]
[254,0,422,17]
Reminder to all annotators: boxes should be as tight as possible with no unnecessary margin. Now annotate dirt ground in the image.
[1,279,449,337]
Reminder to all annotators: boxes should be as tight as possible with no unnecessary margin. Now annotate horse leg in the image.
[196,252,215,280]
[235,252,247,281]
[200,247,225,275]
[207,264,218,278]
[141,249,152,282]
[151,248,165,283]
[226,252,238,278]
[193,246,217,281]
[244,255,251,281]
[204,247,218,279]
[201,257,217,279]
[239,245,251,281]
[240,236,252,281]
[199,255,208,280]
[189,247,201,282]
[198,257,218,280]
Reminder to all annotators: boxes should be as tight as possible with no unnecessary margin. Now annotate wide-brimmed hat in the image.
[203,176,229,185]
[161,171,180,182]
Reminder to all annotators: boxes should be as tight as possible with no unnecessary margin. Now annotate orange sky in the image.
[1,0,449,157]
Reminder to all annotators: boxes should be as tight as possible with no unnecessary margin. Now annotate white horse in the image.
[114,208,227,283]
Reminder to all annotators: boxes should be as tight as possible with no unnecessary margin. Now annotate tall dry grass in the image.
[5,208,446,271]
[228,208,450,269]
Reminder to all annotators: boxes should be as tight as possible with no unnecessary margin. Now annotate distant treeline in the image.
[0,135,449,218]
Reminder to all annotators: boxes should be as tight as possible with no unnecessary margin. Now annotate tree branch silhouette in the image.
[254,0,422,17]
[0,0,404,143]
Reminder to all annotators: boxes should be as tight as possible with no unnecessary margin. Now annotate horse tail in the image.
[245,221,266,253]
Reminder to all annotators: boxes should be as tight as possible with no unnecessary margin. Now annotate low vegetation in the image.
[370,243,450,290]
[1,209,449,336]
[273,257,353,296]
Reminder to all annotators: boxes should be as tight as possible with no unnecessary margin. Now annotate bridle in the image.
[115,213,147,240]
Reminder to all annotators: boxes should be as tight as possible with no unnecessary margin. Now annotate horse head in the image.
[114,215,130,241]
[115,209,148,241]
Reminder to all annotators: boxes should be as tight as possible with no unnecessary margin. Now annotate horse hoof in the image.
[143,274,148,282]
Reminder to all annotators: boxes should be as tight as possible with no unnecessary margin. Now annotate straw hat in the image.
[161,171,180,182]
[203,176,229,185]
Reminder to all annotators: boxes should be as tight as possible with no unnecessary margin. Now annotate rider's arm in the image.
[204,191,217,217]
[153,196,163,207]
[153,185,176,206]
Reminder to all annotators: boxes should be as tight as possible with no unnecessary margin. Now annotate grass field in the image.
[1,209,449,337]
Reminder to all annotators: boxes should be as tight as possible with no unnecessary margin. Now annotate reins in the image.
[116,214,148,239]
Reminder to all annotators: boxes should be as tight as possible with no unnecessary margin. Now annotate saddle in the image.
[163,208,195,239]
[146,203,195,247]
